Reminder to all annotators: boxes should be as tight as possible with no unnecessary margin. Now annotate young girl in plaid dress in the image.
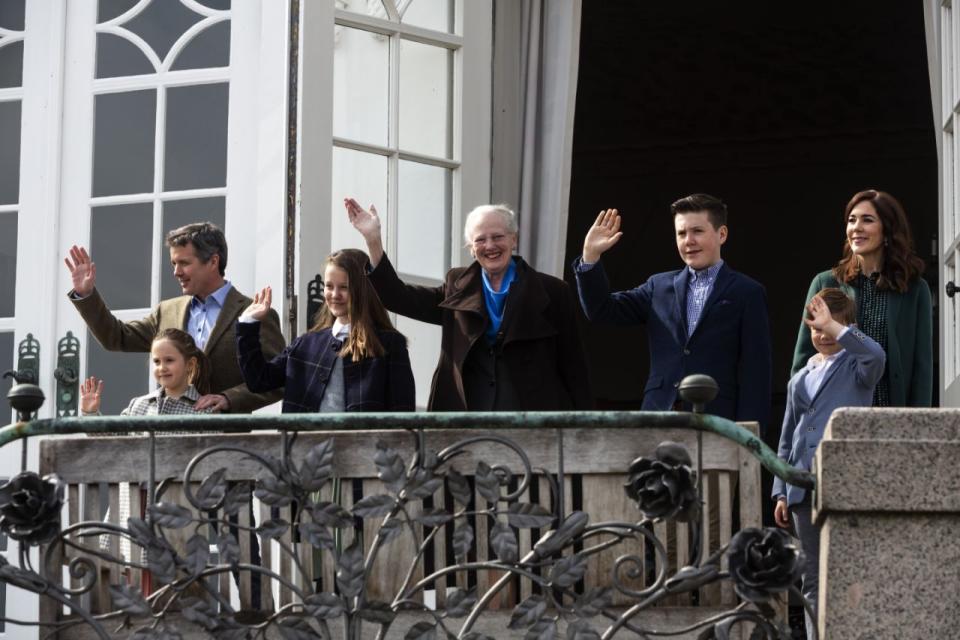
[80,328,214,416]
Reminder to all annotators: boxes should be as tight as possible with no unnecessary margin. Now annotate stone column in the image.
[814,408,960,639]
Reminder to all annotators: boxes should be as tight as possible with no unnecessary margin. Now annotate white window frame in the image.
[49,0,290,403]
[927,0,960,405]
[0,4,68,634]
[296,1,491,407]
[296,0,491,316]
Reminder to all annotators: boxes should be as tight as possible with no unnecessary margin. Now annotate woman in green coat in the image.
[791,189,932,407]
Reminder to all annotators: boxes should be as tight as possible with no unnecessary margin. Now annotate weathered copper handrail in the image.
[0,410,815,489]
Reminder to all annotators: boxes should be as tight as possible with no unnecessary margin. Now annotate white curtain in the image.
[492,0,583,277]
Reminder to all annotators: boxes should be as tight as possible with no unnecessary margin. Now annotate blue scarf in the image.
[481,259,517,344]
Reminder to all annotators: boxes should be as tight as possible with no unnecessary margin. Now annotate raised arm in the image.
[79,376,104,416]
[344,198,384,267]
[235,287,289,394]
[582,209,623,263]
[572,209,653,325]
[66,245,161,352]
[65,245,97,297]
[791,274,827,376]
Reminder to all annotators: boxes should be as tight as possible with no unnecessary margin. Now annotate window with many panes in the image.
[311,0,491,407]
[79,0,232,413]
[0,2,24,629]
[0,1,22,427]
[937,0,960,402]
[330,0,459,281]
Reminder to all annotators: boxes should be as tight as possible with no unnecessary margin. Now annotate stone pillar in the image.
[814,408,960,639]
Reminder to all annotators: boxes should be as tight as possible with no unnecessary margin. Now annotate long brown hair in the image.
[832,189,925,293]
[309,249,400,360]
[152,328,211,394]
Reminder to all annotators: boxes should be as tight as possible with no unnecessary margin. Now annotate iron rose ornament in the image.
[726,527,805,602]
[624,440,700,522]
[0,471,65,545]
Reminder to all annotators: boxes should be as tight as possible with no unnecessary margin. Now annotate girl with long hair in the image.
[236,248,415,412]
[791,189,932,406]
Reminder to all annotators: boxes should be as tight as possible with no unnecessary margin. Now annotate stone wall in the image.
[815,408,960,638]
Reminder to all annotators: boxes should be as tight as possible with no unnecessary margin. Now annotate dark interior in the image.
[567,0,939,438]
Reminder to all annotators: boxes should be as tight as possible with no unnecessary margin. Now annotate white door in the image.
[0,0,48,632]
[52,0,290,414]
[2,1,291,636]
[927,1,960,406]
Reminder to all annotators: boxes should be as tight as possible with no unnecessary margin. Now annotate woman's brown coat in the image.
[368,254,592,411]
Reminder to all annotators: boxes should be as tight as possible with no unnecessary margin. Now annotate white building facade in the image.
[0,0,507,632]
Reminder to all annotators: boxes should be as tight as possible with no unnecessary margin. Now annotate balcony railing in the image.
[0,378,815,639]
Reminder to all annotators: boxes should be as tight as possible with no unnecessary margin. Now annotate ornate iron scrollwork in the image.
[306,273,324,327]
[3,332,40,385]
[0,431,813,639]
[54,331,81,417]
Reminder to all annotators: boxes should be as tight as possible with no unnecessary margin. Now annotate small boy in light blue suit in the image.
[773,287,885,638]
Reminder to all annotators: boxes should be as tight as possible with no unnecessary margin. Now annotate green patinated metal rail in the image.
[0,410,815,489]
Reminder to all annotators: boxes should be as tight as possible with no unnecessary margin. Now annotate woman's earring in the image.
[884,238,889,247]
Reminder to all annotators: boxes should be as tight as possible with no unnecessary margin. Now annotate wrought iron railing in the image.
[0,377,816,640]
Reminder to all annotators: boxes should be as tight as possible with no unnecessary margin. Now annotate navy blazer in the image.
[773,327,885,505]
[236,321,415,413]
[573,259,772,431]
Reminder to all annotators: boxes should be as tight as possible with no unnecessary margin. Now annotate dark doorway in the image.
[567,1,938,426]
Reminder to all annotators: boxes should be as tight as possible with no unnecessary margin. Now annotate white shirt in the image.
[803,327,849,399]
[332,319,350,339]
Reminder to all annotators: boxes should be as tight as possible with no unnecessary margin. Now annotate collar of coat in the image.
[170,285,247,354]
[438,256,557,344]
[146,384,201,403]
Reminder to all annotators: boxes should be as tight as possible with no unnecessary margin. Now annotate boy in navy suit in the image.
[573,193,772,431]
[773,288,885,638]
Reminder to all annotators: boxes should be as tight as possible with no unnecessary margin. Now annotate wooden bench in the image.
[37,423,762,638]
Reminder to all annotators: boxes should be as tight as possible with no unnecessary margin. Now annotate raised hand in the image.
[243,286,272,322]
[582,209,623,263]
[64,245,97,297]
[343,197,384,266]
[804,294,841,334]
[344,198,381,239]
[80,376,104,415]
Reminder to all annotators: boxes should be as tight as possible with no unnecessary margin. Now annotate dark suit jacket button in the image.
[683,349,691,355]
[489,380,496,387]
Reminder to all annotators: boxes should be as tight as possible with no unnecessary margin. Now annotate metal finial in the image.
[8,383,45,420]
[678,374,719,414]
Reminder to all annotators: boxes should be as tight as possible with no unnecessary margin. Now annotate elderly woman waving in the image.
[345,198,591,411]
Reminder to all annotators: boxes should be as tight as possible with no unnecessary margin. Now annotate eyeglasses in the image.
[472,233,509,247]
